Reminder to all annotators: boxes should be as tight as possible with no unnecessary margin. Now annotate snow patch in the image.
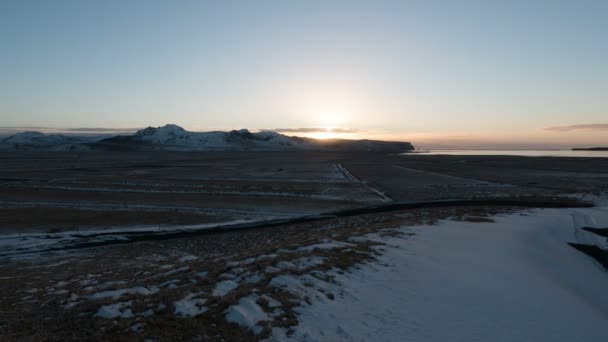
[225,295,268,334]
[275,256,325,271]
[84,280,127,292]
[212,280,239,297]
[290,240,354,253]
[174,293,208,317]
[95,301,134,319]
[89,286,159,300]
[179,255,198,262]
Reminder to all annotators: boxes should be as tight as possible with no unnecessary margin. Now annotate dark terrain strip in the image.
[1,198,593,257]
[324,198,590,217]
[582,227,608,238]
[569,243,608,269]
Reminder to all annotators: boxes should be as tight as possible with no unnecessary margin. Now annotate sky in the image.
[1,0,607,148]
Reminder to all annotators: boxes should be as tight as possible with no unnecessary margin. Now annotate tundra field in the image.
[1,151,608,341]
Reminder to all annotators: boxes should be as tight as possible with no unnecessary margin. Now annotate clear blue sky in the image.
[1,0,606,147]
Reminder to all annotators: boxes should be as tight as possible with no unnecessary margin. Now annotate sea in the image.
[401,149,608,158]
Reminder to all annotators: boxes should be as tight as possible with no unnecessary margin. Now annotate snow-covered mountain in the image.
[93,125,313,151]
[94,125,414,152]
[0,125,415,152]
[0,131,101,151]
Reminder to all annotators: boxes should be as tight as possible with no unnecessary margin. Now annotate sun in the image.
[308,130,336,140]
[305,110,355,139]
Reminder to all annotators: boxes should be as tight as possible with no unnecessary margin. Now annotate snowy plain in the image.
[269,207,608,342]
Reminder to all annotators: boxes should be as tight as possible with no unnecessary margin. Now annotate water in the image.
[402,149,608,158]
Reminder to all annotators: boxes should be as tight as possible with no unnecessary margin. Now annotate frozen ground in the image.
[3,151,607,235]
[3,205,607,341]
[2,151,608,340]
[271,207,608,341]
[0,151,393,234]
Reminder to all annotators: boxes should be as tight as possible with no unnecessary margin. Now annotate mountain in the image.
[92,125,414,152]
[0,131,101,151]
[0,125,415,152]
[92,125,313,151]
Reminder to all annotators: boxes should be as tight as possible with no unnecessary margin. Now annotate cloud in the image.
[544,124,608,132]
[270,127,357,134]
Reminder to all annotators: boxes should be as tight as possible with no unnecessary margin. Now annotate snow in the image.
[220,267,245,279]
[264,265,281,273]
[242,254,279,265]
[130,125,312,151]
[271,207,608,341]
[0,131,99,151]
[153,266,190,278]
[130,323,145,333]
[158,279,180,288]
[269,274,332,299]
[275,256,325,271]
[212,280,239,297]
[225,295,268,334]
[571,209,608,249]
[242,272,263,284]
[84,280,127,292]
[94,301,155,319]
[89,286,159,300]
[260,295,281,308]
[179,255,198,262]
[561,193,608,207]
[95,301,134,319]
[3,131,48,143]
[174,293,207,317]
[288,240,354,253]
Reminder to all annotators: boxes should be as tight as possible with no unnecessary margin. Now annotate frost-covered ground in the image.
[271,207,608,341]
[3,205,607,341]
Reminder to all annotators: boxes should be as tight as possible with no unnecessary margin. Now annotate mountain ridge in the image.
[1,125,415,152]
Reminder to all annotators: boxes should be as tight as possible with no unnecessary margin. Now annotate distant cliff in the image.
[572,147,608,151]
